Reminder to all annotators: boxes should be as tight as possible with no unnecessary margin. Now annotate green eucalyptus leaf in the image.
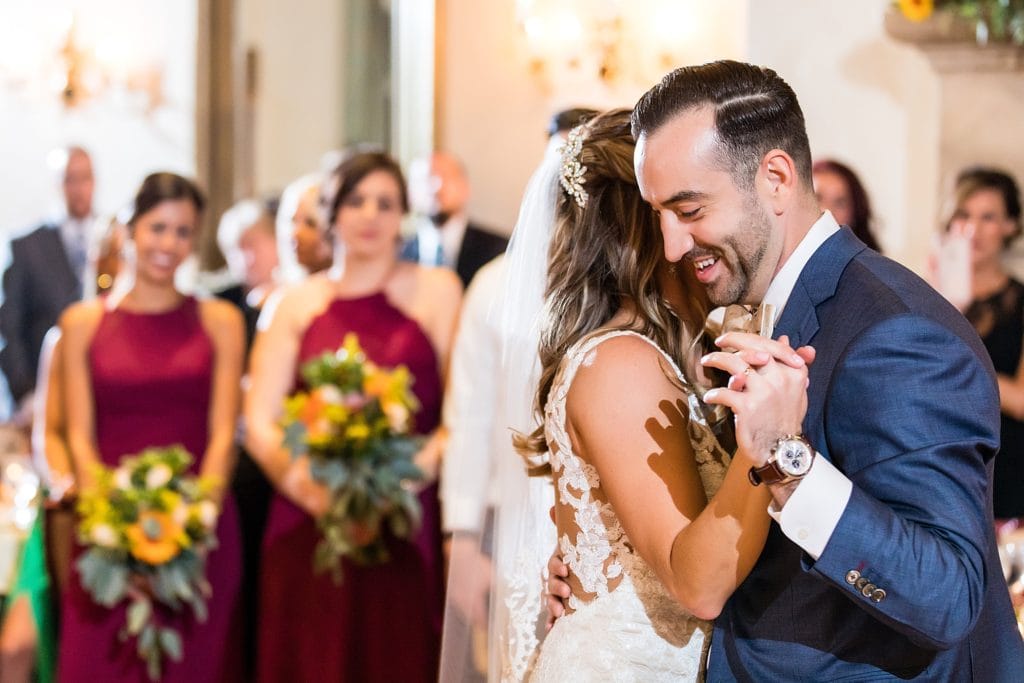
[159,627,184,662]
[283,422,309,459]
[77,550,129,607]
[126,598,152,636]
[137,622,156,656]
[190,593,209,623]
[146,648,162,682]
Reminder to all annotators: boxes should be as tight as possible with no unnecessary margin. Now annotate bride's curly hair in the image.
[515,108,709,458]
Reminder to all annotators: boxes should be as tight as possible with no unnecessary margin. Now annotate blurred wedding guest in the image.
[56,172,245,682]
[402,151,507,287]
[439,107,597,682]
[213,197,279,677]
[275,175,332,284]
[0,328,70,683]
[812,158,881,252]
[245,151,461,682]
[1,146,95,420]
[948,167,1024,519]
[216,198,280,348]
[0,210,129,683]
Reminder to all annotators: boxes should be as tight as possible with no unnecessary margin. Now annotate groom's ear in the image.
[758,149,798,216]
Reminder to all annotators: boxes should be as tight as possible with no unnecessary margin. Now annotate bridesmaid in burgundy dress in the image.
[57,173,245,682]
[245,152,462,682]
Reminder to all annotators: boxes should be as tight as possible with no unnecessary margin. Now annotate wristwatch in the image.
[748,434,815,486]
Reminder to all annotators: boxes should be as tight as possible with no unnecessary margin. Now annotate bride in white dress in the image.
[512,110,809,681]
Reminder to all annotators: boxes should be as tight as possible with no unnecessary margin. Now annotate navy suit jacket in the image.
[400,222,507,288]
[709,228,1024,681]
[0,225,81,403]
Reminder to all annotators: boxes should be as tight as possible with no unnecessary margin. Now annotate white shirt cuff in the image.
[766,454,852,560]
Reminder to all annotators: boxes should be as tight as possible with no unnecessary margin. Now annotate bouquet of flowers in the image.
[281,333,424,583]
[76,446,218,681]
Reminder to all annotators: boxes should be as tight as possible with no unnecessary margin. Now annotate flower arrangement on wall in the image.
[897,0,1024,44]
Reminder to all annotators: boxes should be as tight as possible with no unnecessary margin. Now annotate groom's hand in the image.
[545,551,571,630]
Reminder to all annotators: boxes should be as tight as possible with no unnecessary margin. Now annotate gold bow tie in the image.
[704,303,776,340]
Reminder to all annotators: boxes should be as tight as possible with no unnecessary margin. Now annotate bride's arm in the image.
[565,335,776,621]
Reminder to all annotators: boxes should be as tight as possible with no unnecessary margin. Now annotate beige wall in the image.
[239,0,345,197]
[747,0,940,272]
[0,1,198,235]
[438,0,746,234]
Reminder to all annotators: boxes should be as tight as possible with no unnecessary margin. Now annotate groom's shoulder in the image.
[823,249,986,363]
[835,250,965,327]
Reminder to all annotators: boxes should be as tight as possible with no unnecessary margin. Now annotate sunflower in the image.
[126,510,184,565]
[899,0,934,22]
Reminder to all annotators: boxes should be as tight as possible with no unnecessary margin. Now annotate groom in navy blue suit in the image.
[631,61,1024,680]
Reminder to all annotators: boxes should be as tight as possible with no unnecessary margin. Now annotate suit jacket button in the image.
[871,588,886,603]
[846,570,860,585]
[861,583,876,598]
[855,577,870,591]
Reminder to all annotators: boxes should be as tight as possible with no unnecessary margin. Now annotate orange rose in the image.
[898,0,934,22]
[300,392,326,428]
[126,511,184,565]
[362,371,390,399]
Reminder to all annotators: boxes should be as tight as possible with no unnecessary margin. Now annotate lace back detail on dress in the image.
[544,330,730,611]
[528,329,726,681]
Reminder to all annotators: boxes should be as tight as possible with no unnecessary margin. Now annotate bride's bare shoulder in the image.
[566,333,687,421]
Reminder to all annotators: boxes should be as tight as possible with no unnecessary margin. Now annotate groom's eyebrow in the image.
[662,189,709,206]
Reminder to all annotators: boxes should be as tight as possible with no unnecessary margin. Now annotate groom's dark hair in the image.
[631,60,813,192]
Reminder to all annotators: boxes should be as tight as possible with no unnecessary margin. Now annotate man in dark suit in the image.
[1,146,93,416]
[632,60,1024,680]
[401,151,507,287]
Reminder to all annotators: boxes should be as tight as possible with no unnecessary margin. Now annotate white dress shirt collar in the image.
[416,213,469,268]
[761,210,840,323]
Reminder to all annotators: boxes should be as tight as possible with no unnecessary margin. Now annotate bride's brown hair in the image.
[515,108,708,458]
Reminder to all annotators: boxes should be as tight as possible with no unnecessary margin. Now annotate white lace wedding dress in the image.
[528,330,731,682]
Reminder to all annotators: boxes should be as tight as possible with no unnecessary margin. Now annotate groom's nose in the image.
[660,215,695,262]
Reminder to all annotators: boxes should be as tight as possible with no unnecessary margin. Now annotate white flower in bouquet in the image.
[197,500,218,530]
[172,501,190,527]
[90,522,120,548]
[145,463,173,490]
[114,466,133,490]
[318,384,344,405]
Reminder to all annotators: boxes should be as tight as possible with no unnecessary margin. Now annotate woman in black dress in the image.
[951,167,1024,518]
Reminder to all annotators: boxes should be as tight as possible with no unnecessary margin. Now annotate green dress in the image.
[4,514,56,683]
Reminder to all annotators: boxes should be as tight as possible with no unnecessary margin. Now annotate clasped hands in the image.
[700,332,814,460]
[544,332,815,625]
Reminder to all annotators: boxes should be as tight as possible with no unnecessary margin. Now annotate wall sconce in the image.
[516,0,700,88]
[0,6,166,112]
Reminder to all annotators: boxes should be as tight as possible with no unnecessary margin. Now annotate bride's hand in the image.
[544,550,571,630]
[281,457,331,519]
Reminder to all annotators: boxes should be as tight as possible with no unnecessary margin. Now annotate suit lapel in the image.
[774,282,818,348]
[772,227,865,347]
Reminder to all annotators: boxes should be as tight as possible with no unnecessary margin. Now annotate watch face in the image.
[776,439,813,476]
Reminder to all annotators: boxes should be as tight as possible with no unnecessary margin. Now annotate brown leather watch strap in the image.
[748,461,788,486]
